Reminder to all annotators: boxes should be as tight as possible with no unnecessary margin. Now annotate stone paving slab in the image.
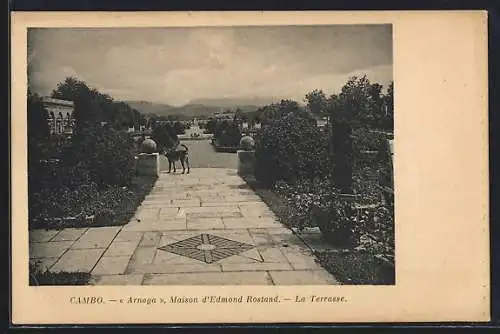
[50,228,88,242]
[125,247,156,273]
[92,256,131,275]
[30,241,74,259]
[221,262,293,272]
[129,263,222,275]
[91,274,145,285]
[29,168,338,285]
[269,270,339,285]
[143,271,273,285]
[186,217,226,230]
[104,240,140,257]
[114,231,144,242]
[51,248,106,273]
[29,229,61,243]
[137,231,161,247]
[72,227,121,249]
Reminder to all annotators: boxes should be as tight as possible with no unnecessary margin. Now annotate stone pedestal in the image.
[135,153,160,177]
[237,150,255,175]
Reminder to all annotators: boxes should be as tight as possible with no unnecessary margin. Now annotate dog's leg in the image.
[167,158,171,173]
[180,158,186,174]
[185,156,190,174]
[172,160,176,173]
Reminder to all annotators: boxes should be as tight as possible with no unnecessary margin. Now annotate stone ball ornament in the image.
[239,135,255,151]
[141,138,157,153]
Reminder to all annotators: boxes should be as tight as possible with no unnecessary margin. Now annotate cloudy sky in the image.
[28,25,393,106]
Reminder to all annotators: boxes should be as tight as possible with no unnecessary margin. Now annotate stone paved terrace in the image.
[29,168,338,285]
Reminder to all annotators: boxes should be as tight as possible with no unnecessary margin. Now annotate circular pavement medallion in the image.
[197,243,217,251]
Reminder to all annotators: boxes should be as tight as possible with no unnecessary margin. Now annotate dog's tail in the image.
[180,144,188,152]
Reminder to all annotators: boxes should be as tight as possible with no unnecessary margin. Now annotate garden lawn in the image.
[29,175,158,230]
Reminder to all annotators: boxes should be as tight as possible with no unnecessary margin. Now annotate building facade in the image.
[42,97,75,135]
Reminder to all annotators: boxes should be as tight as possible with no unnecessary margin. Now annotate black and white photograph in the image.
[27,25,395,286]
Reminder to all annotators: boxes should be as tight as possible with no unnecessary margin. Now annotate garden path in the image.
[29,168,338,285]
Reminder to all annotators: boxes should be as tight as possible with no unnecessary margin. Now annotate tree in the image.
[326,76,374,193]
[27,90,50,141]
[381,82,394,130]
[234,108,244,125]
[151,122,178,150]
[51,77,101,131]
[205,118,217,134]
[27,90,50,171]
[305,89,328,116]
[173,121,185,135]
[258,99,301,125]
[368,83,383,125]
[51,77,150,131]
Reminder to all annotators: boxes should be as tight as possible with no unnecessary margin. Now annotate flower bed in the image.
[29,175,157,230]
[246,156,394,284]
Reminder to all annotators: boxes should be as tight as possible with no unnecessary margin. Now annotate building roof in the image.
[42,97,74,107]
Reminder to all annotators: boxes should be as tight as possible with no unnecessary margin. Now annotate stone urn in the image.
[237,135,256,175]
[141,138,157,154]
[136,138,160,177]
[239,135,255,151]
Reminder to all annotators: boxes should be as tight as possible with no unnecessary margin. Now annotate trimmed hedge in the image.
[214,120,242,147]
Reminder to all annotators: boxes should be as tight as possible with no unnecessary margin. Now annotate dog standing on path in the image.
[164,143,190,174]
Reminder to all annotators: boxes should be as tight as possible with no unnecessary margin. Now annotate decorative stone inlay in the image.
[158,233,254,264]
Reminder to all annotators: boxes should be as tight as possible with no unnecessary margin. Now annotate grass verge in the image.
[29,262,91,286]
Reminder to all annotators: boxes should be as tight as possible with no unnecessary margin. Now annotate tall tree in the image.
[27,90,50,141]
[381,82,394,130]
[51,77,100,131]
[305,89,328,116]
[326,76,374,193]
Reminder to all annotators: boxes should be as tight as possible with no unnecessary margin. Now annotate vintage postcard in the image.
[11,11,489,324]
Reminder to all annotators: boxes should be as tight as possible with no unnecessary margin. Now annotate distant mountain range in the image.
[124,97,287,119]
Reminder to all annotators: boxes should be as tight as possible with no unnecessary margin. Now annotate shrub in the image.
[64,126,136,188]
[214,121,241,147]
[316,251,395,285]
[274,177,357,246]
[352,127,387,152]
[173,121,186,135]
[274,177,337,229]
[254,112,331,188]
[29,261,91,285]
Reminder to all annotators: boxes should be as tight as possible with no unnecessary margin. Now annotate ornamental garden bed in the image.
[29,175,157,230]
[243,160,394,285]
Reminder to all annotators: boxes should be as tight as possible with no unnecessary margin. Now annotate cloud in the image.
[28,25,393,106]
